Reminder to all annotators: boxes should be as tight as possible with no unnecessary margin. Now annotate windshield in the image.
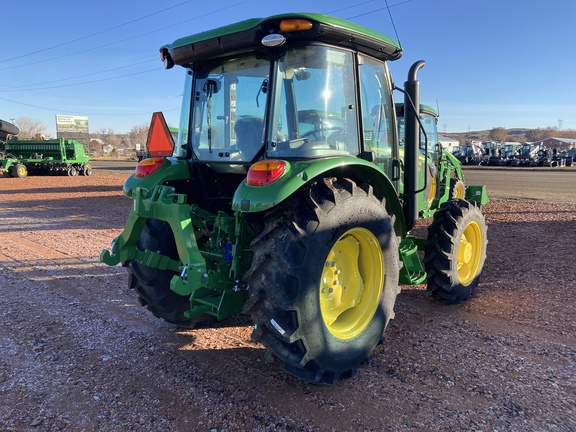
[190,54,269,163]
[185,46,378,162]
[267,45,359,158]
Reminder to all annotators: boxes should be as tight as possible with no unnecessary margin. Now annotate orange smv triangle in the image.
[146,112,175,157]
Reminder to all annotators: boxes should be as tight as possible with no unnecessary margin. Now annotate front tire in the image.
[244,178,400,384]
[424,200,488,303]
[449,178,466,200]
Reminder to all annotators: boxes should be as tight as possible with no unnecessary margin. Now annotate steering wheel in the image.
[301,127,343,141]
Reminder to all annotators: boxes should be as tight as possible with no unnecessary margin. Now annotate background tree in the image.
[128,123,149,151]
[92,128,122,155]
[526,128,552,142]
[559,129,576,139]
[488,127,508,142]
[14,117,48,139]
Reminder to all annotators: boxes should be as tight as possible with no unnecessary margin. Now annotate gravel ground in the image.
[0,170,575,432]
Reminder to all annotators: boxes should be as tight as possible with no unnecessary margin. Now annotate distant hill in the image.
[443,128,576,144]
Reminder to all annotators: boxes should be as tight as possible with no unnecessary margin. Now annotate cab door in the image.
[358,55,397,186]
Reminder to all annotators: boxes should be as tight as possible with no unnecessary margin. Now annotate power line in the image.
[329,0,379,14]
[344,0,415,19]
[0,68,160,92]
[0,33,158,72]
[1,0,251,72]
[2,0,408,119]
[0,0,251,119]
[335,0,415,48]
[0,95,179,116]
[0,59,155,92]
[10,0,197,62]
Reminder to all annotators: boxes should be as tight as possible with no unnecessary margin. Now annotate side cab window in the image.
[358,55,395,178]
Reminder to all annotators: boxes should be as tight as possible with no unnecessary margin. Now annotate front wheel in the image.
[424,200,488,303]
[244,178,400,383]
[449,178,466,200]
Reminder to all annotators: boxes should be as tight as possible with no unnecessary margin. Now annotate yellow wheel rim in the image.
[18,166,26,177]
[457,220,483,285]
[454,183,465,199]
[319,227,384,340]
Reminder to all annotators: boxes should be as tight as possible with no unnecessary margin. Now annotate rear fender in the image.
[232,157,406,236]
[122,157,190,198]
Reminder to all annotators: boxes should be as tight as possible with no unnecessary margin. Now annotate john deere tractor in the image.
[101,13,488,384]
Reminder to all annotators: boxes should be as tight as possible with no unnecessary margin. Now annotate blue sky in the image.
[1,0,575,136]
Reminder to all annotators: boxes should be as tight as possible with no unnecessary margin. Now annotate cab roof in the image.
[161,13,402,67]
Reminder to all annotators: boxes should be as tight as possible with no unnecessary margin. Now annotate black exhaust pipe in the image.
[403,60,425,232]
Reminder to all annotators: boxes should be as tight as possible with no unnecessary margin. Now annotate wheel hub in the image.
[457,221,483,286]
[319,227,384,340]
[459,236,473,265]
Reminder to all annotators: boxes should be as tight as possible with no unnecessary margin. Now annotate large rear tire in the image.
[244,178,400,384]
[424,200,488,303]
[127,219,213,327]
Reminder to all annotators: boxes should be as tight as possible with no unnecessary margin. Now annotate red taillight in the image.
[246,160,286,186]
[134,158,164,178]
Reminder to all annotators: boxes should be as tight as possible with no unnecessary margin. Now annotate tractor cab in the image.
[169,39,399,170]
[144,15,407,217]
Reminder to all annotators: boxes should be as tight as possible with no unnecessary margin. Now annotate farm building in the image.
[533,137,576,151]
[438,135,459,152]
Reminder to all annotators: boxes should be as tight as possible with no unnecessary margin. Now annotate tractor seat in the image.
[234,117,263,159]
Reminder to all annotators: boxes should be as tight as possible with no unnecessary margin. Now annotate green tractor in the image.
[101,13,488,383]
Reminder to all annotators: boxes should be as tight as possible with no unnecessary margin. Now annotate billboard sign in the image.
[56,115,89,133]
